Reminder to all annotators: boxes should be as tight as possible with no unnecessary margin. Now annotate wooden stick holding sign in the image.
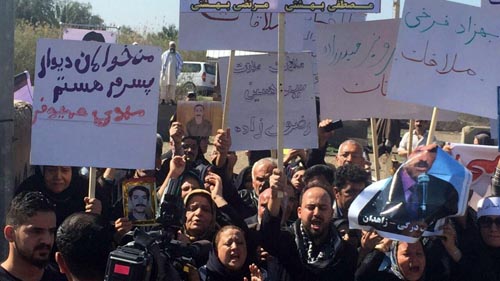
[88,167,96,198]
[222,50,235,129]
[276,13,285,198]
[408,120,414,155]
[427,107,439,146]
[370,118,380,181]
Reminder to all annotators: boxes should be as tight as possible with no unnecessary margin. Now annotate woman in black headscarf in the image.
[199,225,266,281]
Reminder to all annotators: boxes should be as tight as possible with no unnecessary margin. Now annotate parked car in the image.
[176,61,216,97]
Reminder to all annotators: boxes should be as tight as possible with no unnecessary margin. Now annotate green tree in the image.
[55,1,104,26]
[147,24,178,50]
[14,20,60,77]
[117,26,145,45]
[15,0,58,26]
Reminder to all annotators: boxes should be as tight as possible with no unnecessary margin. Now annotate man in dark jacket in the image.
[1,192,65,281]
[260,169,358,281]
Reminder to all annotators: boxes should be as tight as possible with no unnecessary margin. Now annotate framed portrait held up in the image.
[122,177,158,226]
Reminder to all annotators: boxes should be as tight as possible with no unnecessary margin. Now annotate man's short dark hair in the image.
[303,164,336,186]
[127,185,150,199]
[82,31,105,42]
[6,191,55,226]
[334,163,369,190]
[299,184,334,206]
[56,212,113,280]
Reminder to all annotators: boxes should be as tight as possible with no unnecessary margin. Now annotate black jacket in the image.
[260,209,357,281]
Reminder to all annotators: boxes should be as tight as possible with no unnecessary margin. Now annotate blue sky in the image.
[75,0,480,32]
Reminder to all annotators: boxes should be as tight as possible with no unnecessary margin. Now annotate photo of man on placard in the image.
[123,178,157,225]
[186,103,212,137]
[351,144,468,239]
[177,101,222,137]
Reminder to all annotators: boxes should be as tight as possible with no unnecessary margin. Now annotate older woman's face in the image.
[479,215,500,247]
[44,166,72,193]
[397,242,426,281]
[185,195,213,238]
[216,228,247,271]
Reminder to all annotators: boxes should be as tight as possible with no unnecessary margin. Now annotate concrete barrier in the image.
[13,100,33,187]
[461,126,495,144]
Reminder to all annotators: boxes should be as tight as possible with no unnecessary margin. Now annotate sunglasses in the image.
[478,216,500,228]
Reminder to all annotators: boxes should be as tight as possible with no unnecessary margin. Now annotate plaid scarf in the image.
[292,220,341,270]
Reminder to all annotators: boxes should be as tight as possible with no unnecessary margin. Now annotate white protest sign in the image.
[62,28,117,43]
[302,13,366,52]
[482,0,500,6]
[219,53,318,151]
[316,19,458,120]
[181,0,380,13]
[180,12,304,52]
[387,0,500,118]
[180,12,365,52]
[31,38,161,169]
[449,143,500,197]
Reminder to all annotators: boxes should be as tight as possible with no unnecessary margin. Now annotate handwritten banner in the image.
[181,0,380,13]
[316,19,459,120]
[219,53,318,151]
[449,143,500,197]
[31,38,161,169]
[180,12,364,52]
[387,0,500,118]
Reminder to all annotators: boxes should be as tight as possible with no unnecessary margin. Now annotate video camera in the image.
[104,177,209,281]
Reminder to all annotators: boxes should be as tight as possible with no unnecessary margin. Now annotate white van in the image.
[177,61,216,96]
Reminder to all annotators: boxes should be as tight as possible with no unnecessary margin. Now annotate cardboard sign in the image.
[219,53,318,151]
[449,143,500,197]
[180,12,365,52]
[31,38,161,169]
[316,18,459,120]
[387,0,500,118]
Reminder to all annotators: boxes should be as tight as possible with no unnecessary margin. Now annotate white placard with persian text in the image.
[316,19,458,120]
[387,0,500,118]
[179,12,365,52]
[219,53,318,151]
[31,38,161,169]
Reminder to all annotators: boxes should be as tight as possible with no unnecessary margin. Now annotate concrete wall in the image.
[13,101,33,188]
[461,125,495,144]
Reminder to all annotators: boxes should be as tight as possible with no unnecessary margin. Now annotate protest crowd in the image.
[4,113,500,281]
[6,1,500,281]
